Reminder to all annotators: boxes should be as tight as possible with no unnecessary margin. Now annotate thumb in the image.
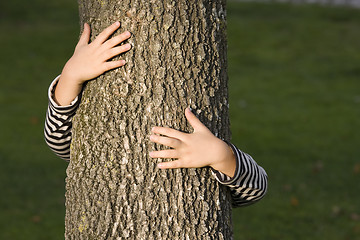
[185,108,207,132]
[77,23,91,46]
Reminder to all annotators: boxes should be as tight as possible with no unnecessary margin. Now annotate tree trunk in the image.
[66,0,232,239]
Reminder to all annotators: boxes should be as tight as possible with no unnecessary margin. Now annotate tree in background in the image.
[66,0,232,238]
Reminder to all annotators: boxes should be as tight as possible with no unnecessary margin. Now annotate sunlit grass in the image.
[227,2,360,240]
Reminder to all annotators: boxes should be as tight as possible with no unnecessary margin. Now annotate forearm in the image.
[44,76,80,160]
[54,73,83,106]
[212,143,268,207]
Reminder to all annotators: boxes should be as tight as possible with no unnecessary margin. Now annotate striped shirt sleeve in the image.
[211,142,268,208]
[44,76,267,206]
[44,75,81,161]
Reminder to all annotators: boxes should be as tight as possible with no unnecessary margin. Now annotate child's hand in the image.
[54,22,132,105]
[149,108,237,178]
[62,22,131,85]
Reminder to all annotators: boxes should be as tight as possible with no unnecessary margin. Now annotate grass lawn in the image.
[227,2,360,240]
[0,0,359,239]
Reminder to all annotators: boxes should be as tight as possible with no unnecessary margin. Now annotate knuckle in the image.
[163,127,171,135]
[169,161,178,168]
[122,43,131,51]
[168,139,175,145]
[107,48,117,58]
[150,134,157,141]
[115,34,125,43]
[170,139,179,147]
[173,161,182,168]
[158,151,167,159]
[103,63,113,72]
[118,32,130,42]
[181,134,189,142]
[159,150,168,158]
[122,31,131,38]
[151,151,158,158]
[106,25,115,33]
[151,151,159,158]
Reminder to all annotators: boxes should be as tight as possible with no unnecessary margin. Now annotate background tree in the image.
[66,0,232,239]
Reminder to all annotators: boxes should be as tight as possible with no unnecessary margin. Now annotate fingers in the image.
[151,126,186,140]
[93,21,121,45]
[149,149,178,159]
[77,23,91,46]
[150,134,181,148]
[78,22,131,50]
[104,43,132,60]
[100,44,131,72]
[103,31,131,49]
[157,160,181,169]
[150,150,184,169]
[185,108,207,132]
[103,60,126,72]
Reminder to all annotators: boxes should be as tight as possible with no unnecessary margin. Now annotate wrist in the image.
[210,140,237,178]
[60,67,85,87]
[54,74,83,106]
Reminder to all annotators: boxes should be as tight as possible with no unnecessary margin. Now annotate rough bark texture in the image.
[66,0,232,239]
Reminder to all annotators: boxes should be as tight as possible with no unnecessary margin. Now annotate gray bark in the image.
[66,0,232,239]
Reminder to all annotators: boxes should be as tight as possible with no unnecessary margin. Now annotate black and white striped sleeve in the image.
[44,75,81,161]
[212,142,268,208]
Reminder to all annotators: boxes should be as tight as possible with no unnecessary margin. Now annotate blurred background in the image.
[0,0,359,239]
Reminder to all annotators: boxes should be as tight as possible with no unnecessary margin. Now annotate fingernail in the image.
[114,21,120,26]
[125,43,131,50]
[120,60,126,65]
[157,163,163,168]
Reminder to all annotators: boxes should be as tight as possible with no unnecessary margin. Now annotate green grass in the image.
[227,2,360,240]
[0,0,78,238]
[0,0,360,239]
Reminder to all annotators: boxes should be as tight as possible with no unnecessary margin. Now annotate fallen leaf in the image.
[353,223,360,233]
[30,116,39,125]
[283,184,292,192]
[354,163,360,175]
[350,213,360,221]
[312,161,324,174]
[331,205,342,217]
[31,215,41,223]
[290,196,299,207]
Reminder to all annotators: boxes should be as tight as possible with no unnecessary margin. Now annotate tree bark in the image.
[66,0,232,239]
